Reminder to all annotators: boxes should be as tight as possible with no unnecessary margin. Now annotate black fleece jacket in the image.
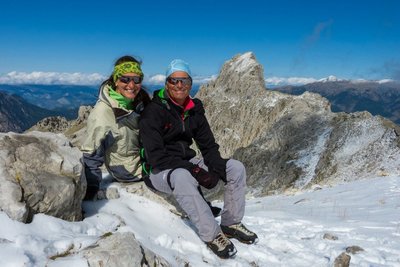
[139,89,227,179]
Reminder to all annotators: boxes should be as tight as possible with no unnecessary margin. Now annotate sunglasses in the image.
[167,77,192,86]
[119,75,143,84]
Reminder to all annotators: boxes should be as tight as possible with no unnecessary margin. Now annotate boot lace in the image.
[234,223,253,235]
[213,233,230,249]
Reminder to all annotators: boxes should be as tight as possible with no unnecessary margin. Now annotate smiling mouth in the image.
[124,88,138,92]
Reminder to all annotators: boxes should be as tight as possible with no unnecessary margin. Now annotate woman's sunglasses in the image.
[119,75,143,84]
[167,77,192,86]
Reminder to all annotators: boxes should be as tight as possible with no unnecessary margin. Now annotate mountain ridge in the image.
[272,80,400,124]
[0,91,69,132]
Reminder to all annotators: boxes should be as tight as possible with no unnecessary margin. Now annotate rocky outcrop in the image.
[65,105,92,147]
[28,116,70,133]
[27,105,93,148]
[81,232,170,267]
[0,131,84,222]
[197,52,400,196]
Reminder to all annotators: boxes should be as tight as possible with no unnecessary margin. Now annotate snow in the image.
[0,176,399,266]
[229,52,255,73]
[319,75,341,82]
[293,127,333,188]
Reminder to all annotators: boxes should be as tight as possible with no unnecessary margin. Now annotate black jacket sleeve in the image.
[192,100,228,181]
[139,103,194,171]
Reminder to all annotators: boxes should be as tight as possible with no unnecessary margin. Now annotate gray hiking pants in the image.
[149,158,246,242]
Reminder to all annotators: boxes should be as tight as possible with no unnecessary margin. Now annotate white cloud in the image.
[144,74,218,86]
[265,76,318,87]
[0,71,106,85]
[266,75,397,87]
[1,71,394,87]
[145,74,166,85]
[377,79,395,84]
[350,78,395,84]
[192,75,218,85]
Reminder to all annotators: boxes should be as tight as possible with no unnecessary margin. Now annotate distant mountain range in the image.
[0,84,99,110]
[0,84,201,132]
[0,91,63,132]
[271,80,400,124]
[0,84,201,110]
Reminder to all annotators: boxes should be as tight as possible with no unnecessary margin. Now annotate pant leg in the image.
[220,159,246,226]
[149,168,220,242]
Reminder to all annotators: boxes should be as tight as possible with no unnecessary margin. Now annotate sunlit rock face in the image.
[0,131,84,222]
[197,52,400,196]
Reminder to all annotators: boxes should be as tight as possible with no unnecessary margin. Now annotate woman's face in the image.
[115,72,142,99]
[166,71,192,105]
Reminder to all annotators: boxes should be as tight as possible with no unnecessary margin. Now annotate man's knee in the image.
[171,168,199,194]
[227,159,246,183]
[227,159,245,174]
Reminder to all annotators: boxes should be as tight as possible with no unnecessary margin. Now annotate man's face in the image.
[166,71,192,105]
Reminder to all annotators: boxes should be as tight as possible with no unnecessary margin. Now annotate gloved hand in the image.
[190,165,219,189]
[208,158,229,184]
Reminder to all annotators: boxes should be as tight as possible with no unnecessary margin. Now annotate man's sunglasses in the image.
[119,75,143,84]
[167,77,192,86]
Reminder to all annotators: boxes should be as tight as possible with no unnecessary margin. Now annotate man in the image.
[139,59,258,259]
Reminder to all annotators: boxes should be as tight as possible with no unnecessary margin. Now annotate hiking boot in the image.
[221,223,259,244]
[206,232,237,259]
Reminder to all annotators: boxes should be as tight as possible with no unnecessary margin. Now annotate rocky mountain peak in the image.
[196,52,266,100]
[196,52,330,159]
[196,52,400,196]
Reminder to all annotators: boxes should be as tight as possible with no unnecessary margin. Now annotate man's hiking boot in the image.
[206,232,237,259]
[221,223,259,244]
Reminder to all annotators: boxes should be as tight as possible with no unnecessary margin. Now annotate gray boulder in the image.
[81,232,170,267]
[333,252,351,267]
[0,131,84,222]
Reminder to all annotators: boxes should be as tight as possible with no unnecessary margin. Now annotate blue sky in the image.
[1,0,399,85]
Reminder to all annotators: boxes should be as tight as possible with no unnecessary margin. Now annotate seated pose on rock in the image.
[139,59,258,259]
[81,55,150,200]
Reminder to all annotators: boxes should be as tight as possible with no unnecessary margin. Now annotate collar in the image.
[158,88,195,112]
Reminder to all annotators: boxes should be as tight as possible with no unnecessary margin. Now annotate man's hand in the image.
[190,165,219,189]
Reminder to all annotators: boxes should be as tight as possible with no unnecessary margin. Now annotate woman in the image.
[139,59,258,259]
[81,55,150,200]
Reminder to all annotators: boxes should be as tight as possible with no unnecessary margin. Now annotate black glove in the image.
[190,165,219,189]
[209,158,229,184]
